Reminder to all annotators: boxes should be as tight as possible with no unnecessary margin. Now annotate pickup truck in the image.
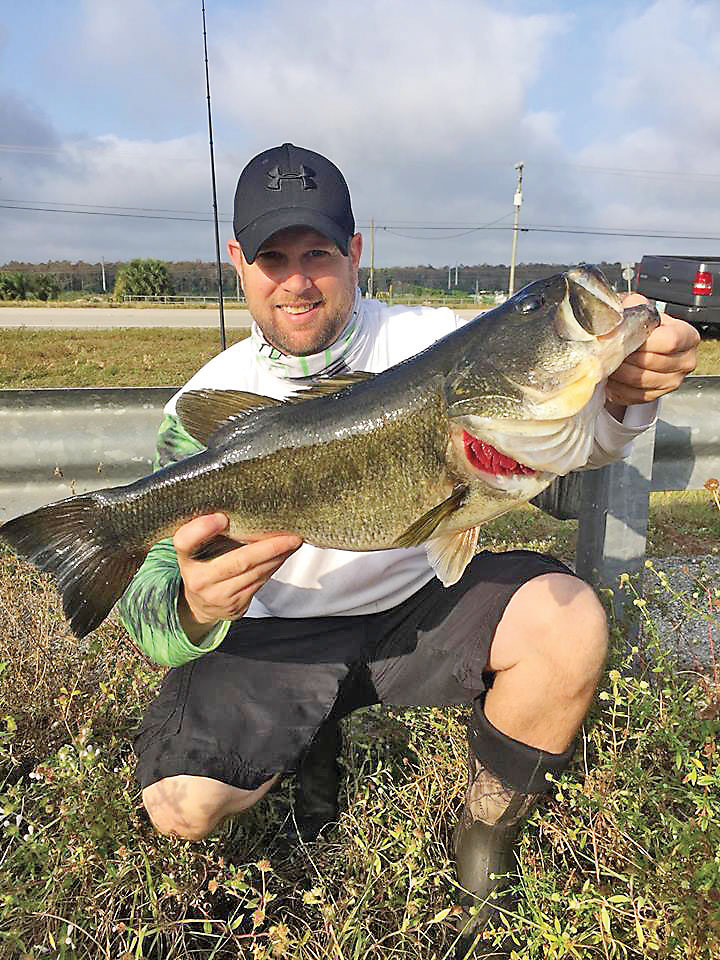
[635,255,720,330]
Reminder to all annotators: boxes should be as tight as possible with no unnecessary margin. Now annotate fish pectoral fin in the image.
[392,487,467,548]
[425,525,481,587]
[176,389,284,445]
[289,371,376,400]
[191,534,246,562]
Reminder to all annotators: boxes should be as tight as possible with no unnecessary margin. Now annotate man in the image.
[119,143,699,956]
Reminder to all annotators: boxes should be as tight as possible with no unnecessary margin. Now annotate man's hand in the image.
[605,294,700,415]
[174,513,302,643]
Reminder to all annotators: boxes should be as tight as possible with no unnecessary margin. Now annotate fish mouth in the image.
[454,378,606,480]
[462,430,536,478]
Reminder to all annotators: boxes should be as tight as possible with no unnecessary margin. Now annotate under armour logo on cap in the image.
[233,142,355,263]
[265,163,316,191]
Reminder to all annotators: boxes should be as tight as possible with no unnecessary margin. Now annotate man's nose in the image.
[282,270,313,294]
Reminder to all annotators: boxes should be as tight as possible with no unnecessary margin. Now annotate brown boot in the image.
[453,752,539,958]
[453,695,576,958]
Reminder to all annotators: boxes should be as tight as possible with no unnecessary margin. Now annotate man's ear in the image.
[228,239,243,270]
[349,232,363,270]
[227,240,244,289]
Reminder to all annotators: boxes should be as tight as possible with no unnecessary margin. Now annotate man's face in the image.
[229,226,363,357]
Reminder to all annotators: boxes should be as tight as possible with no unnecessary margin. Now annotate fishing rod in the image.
[201,0,226,351]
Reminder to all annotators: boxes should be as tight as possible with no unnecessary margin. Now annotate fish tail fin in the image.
[1,495,145,638]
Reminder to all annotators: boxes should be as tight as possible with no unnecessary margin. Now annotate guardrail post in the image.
[576,421,658,649]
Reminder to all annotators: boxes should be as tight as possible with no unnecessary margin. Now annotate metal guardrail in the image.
[1,379,718,612]
[0,387,176,521]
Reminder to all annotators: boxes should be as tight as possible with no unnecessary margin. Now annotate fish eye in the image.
[517,295,543,314]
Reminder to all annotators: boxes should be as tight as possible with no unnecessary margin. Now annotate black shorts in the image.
[134,550,575,792]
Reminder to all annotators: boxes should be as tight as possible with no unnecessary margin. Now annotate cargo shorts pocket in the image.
[134,662,195,755]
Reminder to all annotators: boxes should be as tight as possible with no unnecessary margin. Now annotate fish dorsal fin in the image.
[392,487,467,549]
[289,370,375,400]
[176,389,283,445]
[425,526,481,587]
[177,373,376,445]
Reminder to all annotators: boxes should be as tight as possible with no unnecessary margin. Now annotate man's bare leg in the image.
[142,773,280,841]
[485,572,608,752]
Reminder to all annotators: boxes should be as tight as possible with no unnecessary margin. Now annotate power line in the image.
[1,198,716,237]
[537,160,720,182]
[381,211,515,241]
[3,202,720,242]
[0,197,212,216]
[0,203,223,223]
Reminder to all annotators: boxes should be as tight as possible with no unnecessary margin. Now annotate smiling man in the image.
[119,144,698,958]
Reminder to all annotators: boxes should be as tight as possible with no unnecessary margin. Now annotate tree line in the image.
[0,258,628,300]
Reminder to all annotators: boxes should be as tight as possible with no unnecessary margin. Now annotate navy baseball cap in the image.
[232,143,355,264]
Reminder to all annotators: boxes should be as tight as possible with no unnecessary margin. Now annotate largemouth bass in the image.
[1,265,658,638]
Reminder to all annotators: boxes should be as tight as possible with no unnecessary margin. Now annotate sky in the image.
[1,0,719,270]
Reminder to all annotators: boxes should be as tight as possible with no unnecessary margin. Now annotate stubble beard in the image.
[259,282,356,357]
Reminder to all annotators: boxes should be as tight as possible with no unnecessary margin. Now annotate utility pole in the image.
[454,264,459,287]
[447,265,451,291]
[369,219,375,298]
[508,162,524,298]
[100,257,107,294]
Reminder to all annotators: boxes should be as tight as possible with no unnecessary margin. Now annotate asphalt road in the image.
[0,307,255,329]
[0,306,484,329]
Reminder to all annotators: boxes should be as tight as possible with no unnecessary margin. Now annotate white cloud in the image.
[214,0,564,158]
[571,0,720,260]
[2,0,718,267]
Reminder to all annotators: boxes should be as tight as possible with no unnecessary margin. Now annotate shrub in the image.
[0,272,29,300]
[113,259,174,301]
[0,272,61,301]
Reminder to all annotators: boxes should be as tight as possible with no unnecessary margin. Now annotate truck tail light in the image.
[693,270,713,296]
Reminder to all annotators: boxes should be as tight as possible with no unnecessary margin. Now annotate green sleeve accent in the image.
[153,413,206,470]
[118,411,232,667]
[117,539,231,668]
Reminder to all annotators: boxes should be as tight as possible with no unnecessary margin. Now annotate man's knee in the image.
[490,573,609,690]
[142,773,280,841]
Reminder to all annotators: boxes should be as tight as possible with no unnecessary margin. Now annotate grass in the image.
[0,329,250,389]
[694,336,720,375]
[478,489,720,562]
[1,329,718,389]
[0,535,718,959]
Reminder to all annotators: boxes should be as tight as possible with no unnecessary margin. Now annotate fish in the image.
[0,265,659,639]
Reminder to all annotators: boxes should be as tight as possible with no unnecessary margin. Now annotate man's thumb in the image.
[173,513,229,555]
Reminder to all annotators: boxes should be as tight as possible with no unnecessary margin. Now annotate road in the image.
[0,306,484,329]
[0,306,254,329]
